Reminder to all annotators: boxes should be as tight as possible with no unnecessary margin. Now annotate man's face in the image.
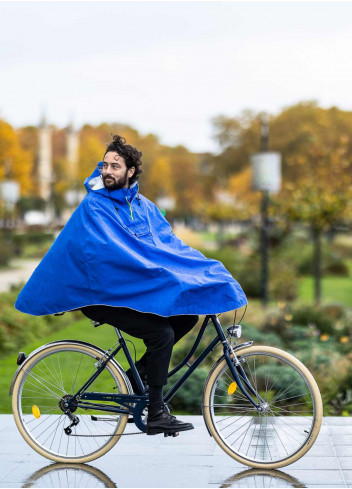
[102,152,135,190]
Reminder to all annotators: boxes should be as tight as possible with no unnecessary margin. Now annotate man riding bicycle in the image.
[15,134,248,436]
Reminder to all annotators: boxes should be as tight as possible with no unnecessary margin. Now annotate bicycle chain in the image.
[68,431,144,437]
[67,416,146,437]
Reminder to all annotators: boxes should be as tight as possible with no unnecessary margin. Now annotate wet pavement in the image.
[0,415,351,488]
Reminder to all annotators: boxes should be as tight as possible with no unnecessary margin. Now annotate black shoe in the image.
[146,402,194,436]
[125,362,148,393]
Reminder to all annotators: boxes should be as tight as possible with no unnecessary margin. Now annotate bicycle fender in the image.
[9,339,133,396]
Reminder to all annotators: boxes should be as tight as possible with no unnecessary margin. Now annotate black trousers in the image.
[80,305,199,387]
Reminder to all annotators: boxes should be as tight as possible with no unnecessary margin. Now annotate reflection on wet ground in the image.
[21,464,306,488]
[1,415,351,488]
[220,468,305,488]
[22,464,116,488]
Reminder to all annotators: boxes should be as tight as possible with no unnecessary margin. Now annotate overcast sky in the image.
[1,1,352,153]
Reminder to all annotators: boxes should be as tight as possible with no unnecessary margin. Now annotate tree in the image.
[0,120,34,196]
[167,145,202,219]
[77,133,105,183]
[211,102,352,305]
[144,156,174,202]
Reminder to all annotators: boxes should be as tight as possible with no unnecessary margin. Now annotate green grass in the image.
[297,259,352,306]
[0,315,146,414]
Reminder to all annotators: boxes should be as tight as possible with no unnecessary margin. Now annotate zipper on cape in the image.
[125,196,134,221]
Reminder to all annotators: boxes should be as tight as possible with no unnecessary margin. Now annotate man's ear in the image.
[129,166,136,176]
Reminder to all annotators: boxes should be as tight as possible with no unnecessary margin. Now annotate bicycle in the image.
[10,310,322,469]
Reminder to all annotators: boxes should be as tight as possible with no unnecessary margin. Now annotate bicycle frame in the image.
[69,314,263,431]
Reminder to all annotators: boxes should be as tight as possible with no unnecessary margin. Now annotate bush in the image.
[22,243,52,259]
[198,246,299,301]
[236,256,261,298]
[197,246,243,279]
[0,284,80,357]
[11,232,55,258]
[167,366,209,413]
[236,254,298,301]
[16,196,46,216]
[297,246,349,277]
[242,322,285,349]
[324,252,350,276]
[0,241,13,266]
[268,260,298,301]
[12,231,55,247]
[291,303,335,335]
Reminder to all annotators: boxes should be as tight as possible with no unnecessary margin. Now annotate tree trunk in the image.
[312,226,322,306]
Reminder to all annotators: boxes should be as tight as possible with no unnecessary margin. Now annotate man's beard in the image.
[103,169,129,190]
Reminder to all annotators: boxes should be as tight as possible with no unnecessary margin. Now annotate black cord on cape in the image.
[103,176,141,213]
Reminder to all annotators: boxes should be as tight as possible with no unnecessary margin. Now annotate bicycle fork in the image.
[211,315,267,412]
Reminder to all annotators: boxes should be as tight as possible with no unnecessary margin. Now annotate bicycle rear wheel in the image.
[12,342,129,463]
[203,345,322,469]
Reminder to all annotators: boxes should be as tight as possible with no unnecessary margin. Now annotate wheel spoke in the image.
[14,345,127,461]
[207,348,321,466]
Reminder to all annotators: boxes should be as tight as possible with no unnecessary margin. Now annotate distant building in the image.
[37,116,53,200]
[66,123,79,179]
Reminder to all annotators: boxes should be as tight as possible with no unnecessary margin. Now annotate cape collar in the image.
[84,164,140,205]
[105,180,139,205]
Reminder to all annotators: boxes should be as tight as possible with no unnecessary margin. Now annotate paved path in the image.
[0,415,351,488]
[0,259,39,293]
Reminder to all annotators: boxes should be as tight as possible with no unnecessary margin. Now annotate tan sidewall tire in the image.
[203,345,323,469]
[220,468,304,487]
[23,463,116,488]
[12,343,129,464]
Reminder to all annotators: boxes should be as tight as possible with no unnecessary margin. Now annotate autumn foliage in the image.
[1,101,352,227]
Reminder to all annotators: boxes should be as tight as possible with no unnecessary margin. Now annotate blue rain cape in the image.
[15,163,248,317]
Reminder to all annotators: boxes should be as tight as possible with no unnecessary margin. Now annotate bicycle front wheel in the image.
[12,342,129,464]
[203,345,322,469]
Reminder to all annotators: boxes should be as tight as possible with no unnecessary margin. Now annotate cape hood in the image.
[15,163,248,317]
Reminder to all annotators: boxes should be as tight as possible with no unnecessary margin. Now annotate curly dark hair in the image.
[104,134,143,185]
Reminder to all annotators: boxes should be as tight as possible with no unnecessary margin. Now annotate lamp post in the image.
[251,113,281,306]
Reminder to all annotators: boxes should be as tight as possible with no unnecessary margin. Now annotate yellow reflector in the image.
[228,382,237,395]
[32,405,40,419]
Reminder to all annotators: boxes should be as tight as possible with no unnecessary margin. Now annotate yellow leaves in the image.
[339,134,350,145]
[228,166,252,194]
[146,156,174,200]
[0,119,34,196]
[77,134,105,183]
[284,182,295,191]
[227,167,261,214]
[297,156,306,165]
